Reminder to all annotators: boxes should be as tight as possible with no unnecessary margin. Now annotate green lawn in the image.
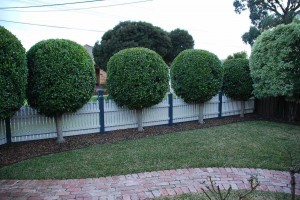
[0,121,299,180]
[157,191,300,200]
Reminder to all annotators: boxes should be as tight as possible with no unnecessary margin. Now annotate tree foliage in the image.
[93,21,171,70]
[250,22,300,102]
[226,51,248,60]
[27,39,95,142]
[106,47,169,110]
[223,58,253,101]
[27,39,95,116]
[0,26,27,120]
[171,49,223,104]
[165,28,194,65]
[234,0,300,45]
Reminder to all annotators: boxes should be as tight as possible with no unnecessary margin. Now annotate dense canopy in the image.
[0,26,27,120]
[93,21,171,70]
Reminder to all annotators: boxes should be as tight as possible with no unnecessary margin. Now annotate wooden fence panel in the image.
[256,97,300,121]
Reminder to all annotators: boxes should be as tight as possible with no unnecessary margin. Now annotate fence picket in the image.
[0,93,254,145]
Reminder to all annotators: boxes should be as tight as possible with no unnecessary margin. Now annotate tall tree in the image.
[165,28,194,65]
[93,21,171,71]
[234,0,300,45]
[27,39,96,143]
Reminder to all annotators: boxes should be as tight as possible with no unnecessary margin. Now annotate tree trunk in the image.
[240,101,245,118]
[54,115,65,143]
[198,103,204,124]
[137,109,144,132]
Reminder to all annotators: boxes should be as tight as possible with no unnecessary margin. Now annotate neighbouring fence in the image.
[0,92,254,145]
[256,97,300,121]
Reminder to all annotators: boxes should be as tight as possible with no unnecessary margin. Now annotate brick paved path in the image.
[0,168,299,200]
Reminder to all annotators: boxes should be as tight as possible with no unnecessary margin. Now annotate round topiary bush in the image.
[222,58,253,117]
[0,26,27,120]
[171,49,222,123]
[106,47,169,131]
[27,39,96,143]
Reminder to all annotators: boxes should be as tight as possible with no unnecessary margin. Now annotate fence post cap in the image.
[97,89,104,96]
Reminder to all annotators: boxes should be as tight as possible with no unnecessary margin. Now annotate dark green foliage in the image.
[26,39,96,117]
[250,23,300,102]
[223,58,253,101]
[226,51,248,60]
[106,47,168,110]
[234,0,300,45]
[93,21,171,70]
[165,29,194,65]
[171,49,222,103]
[0,26,27,120]
[242,27,262,46]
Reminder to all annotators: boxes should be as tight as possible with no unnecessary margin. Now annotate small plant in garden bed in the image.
[201,175,259,200]
[156,191,300,200]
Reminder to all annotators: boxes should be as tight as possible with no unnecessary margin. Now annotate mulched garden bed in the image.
[0,114,298,168]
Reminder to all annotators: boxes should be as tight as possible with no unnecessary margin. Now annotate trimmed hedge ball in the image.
[222,58,253,101]
[171,49,223,103]
[0,26,27,120]
[26,39,96,117]
[106,47,169,110]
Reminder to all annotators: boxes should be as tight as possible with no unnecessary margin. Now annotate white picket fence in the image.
[0,94,254,145]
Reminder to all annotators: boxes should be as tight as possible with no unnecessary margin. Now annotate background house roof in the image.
[83,44,94,62]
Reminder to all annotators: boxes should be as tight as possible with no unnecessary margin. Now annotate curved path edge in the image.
[0,168,299,200]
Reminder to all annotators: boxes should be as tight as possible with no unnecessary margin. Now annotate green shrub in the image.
[171,49,222,103]
[26,39,95,142]
[223,58,253,101]
[250,23,300,102]
[0,26,27,120]
[171,49,222,123]
[223,58,253,117]
[107,47,168,131]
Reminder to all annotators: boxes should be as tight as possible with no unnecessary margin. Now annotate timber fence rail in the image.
[0,91,254,145]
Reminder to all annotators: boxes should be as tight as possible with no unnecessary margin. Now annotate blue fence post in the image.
[218,91,223,118]
[168,92,173,126]
[98,90,105,133]
[5,118,11,144]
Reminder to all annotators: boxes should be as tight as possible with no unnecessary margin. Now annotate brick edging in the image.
[0,168,299,199]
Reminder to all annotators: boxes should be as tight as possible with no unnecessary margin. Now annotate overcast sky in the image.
[0,0,252,60]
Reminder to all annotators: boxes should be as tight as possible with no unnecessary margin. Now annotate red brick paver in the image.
[0,168,299,199]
